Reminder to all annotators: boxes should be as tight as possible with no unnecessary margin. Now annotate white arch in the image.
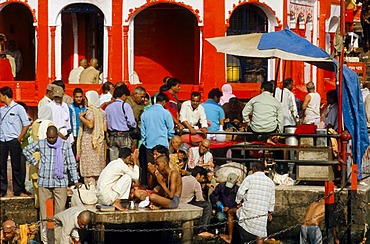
[328,16,339,33]
[49,0,111,26]
[123,0,204,27]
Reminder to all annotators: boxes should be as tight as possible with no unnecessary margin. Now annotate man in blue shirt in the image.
[105,85,137,161]
[0,86,31,197]
[140,93,174,185]
[202,88,225,134]
[68,87,86,156]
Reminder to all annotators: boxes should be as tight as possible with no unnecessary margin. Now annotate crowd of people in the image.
[0,76,340,243]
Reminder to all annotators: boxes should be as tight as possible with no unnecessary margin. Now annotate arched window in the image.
[227,4,268,83]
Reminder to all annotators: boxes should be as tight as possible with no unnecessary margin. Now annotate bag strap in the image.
[0,103,19,123]
[121,101,128,121]
[76,184,89,205]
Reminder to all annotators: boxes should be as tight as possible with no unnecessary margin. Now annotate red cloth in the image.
[294,124,317,134]
[163,91,179,118]
[0,58,14,81]
[209,140,240,149]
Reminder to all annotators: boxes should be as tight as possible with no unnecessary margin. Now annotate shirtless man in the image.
[300,199,324,244]
[136,155,182,209]
[0,220,20,243]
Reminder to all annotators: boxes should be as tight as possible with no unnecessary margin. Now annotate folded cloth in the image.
[138,196,150,208]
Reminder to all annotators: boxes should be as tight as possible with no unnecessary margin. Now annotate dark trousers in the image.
[189,200,212,234]
[0,139,26,196]
[232,223,257,244]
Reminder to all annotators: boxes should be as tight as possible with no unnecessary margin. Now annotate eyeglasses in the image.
[200,144,210,149]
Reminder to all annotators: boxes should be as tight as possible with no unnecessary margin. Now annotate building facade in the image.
[0,0,342,106]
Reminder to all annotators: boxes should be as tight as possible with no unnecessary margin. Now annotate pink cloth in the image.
[220,84,236,105]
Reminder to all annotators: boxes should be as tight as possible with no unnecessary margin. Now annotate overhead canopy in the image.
[206,27,335,71]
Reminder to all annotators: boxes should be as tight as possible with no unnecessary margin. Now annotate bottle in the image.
[216,124,226,142]
[15,83,21,100]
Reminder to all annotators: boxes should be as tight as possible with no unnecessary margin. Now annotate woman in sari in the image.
[77,90,107,184]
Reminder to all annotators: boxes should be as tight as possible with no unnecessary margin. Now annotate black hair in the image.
[118,147,132,159]
[261,81,274,93]
[163,76,171,84]
[167,78,180,89]
[113,85,130,98]
[102,82,114,93]
[191,91,201,99]
[253,162,265,171]
[0,86,13,98]
[326,90,338,103]
[191,166,208,178]
[283,78,293,88]
[52,80,66,91]
[208,88,222,99]
[159,84,169,93]
[73,88,83,96]
[153,144,169,157]
[156,93,169,103]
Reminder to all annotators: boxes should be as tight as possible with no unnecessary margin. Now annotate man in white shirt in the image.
[187,139,214,172]
[180,91,208,135]
[99,81,114,107]
[38,84,57,109]
[54,206,91,244]
[243,81,283,142]
[47,86,74,144]
[96,148,140,211]
[302,82,321,127]
[274,78,299,128]
[234,162,275,243]
[68,58,88,84]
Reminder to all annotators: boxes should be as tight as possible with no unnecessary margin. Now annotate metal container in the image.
[129,201,135,210]
[285,126,298,146]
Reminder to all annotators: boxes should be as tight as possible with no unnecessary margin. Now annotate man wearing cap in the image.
[210,173,239,243]
[0,86,31,197]
[38,84,57,109]
[180,166,214,238]
[169,143,189,176]
[0,220,20,243]
[234,162,275,244]
[302,82,321,127]
[96,148,140,211]
[47,86,74,144]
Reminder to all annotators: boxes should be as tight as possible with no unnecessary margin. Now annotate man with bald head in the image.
[54,206,91,243]
[79,58,100,84]
[0,220,20,243]
[68,58,88,84]
[302,82,321,127]
[23,125,81,243]
[169,135,182,154]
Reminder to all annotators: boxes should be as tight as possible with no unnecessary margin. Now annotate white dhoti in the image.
[97,174,132,205]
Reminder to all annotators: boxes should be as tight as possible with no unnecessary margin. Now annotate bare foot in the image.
[219,233,231,243]
[149,204,161,210]
[266,138,276,145]
[112,200,127,211]
[197,231,215,238]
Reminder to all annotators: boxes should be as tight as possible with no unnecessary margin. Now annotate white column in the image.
[128,20,134,84]
[198,28,203,85]
[103,25,109,83]
[55,15,62,80]
[72,13,79,69]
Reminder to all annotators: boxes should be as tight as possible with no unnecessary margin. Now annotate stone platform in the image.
[1,178,369,242]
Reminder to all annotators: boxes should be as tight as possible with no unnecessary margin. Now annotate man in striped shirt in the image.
[234,162,275,243]
[23,125,81,243]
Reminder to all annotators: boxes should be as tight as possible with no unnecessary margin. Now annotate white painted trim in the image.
[55,15,62,80]
[72,13,79,69]
[123,0,204,26]
[199,29,203,85]
[128,21,134,84]
[103,25,108,83]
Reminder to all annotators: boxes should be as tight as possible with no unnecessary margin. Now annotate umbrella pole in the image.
[273,58,281,97]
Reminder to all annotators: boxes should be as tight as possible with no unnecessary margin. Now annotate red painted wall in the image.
[134,4,200,86]
[61,14,73,82]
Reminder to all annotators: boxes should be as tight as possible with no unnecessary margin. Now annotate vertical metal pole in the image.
[325,181,335,244]
[273,58,281,97]
[46,199,55,244]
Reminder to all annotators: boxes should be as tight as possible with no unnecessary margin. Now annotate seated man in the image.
[0,220,20,243]
[179,92,208,143]
[188,139,214,172]
[210,173,239,243]
[54,206,91,244]
[180,166,214,238]
[135,155,182,209]
[96,148,140,211]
